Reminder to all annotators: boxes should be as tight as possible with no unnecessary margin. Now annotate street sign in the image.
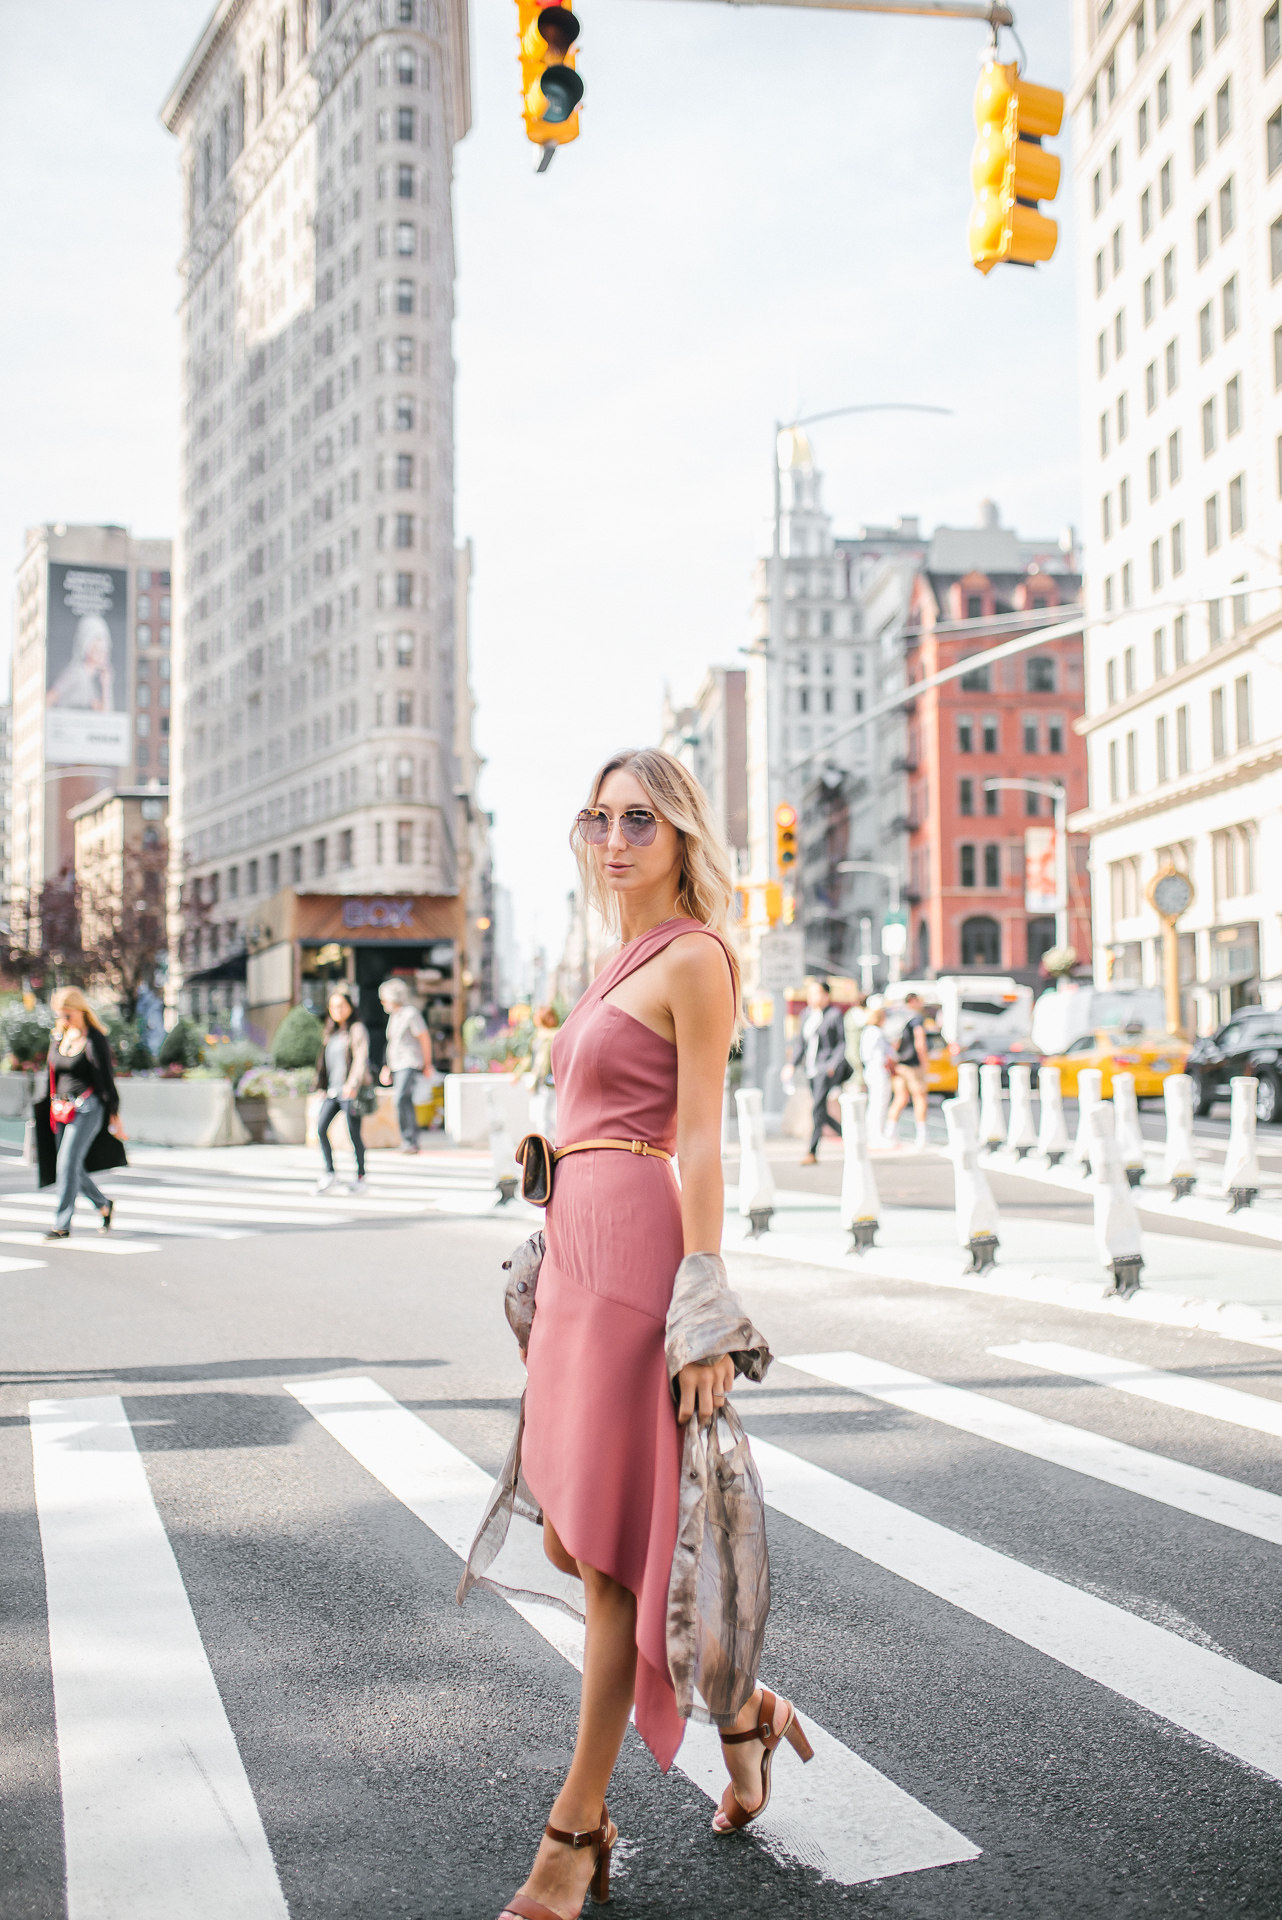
[880,923,907,957]
[758,927,804,991]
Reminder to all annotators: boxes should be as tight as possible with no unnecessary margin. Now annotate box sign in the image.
[342,897,414,930]
[1024,827,1057,913]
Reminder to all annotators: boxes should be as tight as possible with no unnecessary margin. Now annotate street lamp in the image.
[982,778,1069,951]
[836,859,904,983]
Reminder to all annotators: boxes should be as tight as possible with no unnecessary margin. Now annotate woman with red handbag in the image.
[44,987,121,1240]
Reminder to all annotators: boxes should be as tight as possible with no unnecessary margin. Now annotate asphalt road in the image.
[2,1144,1281,1918]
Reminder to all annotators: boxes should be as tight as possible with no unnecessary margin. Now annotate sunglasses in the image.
[576,807,660,848]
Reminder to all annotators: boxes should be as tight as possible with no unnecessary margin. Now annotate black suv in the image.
[1186,1010,1282,1122]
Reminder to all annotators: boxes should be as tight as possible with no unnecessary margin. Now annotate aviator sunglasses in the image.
[576,806,660,848]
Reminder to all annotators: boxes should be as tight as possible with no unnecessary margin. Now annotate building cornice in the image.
[1074,607,1282,736]
[160,0,251,134]
[1068,739,1282,835]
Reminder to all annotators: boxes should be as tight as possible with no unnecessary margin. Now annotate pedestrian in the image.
[493,747,808,1920]
[378,977,431,1154]
[785,977,850,1165]
[887,989,931,1151]
[522,1003,560,1140]
[860,1003,896,1146]
[43,988,124,1240]
[314,988,370,1193]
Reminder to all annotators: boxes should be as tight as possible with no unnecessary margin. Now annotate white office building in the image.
[1071,0,1282,1025]
[160,0,471,1009]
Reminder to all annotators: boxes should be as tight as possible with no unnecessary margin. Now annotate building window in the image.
[1174,612,1188,663]
[396,691,413,725]
[396,820,413,863]
[1212,821,1257,899]
[1048,718,1064,754]
[268,851,280,891]
[1148,449,1160,501]
[397,162,415,199]
[1126,730,1139,793]
[395,221,415,256]
[984,782,1000,815]
[1235,673,1252,744]
[1197,206,1211,262]
[1115,309,1126,357]
[1143,272,1155,324]
[1140,191,1152,242]
[1156,712,1169,780]
[1199,302,1213,360]
[1151,536,1163,588]
[1219,175,1235,238]
[1228,472,1245,533]
[1120,476,1131,524]
[1026,656,1055,692]
[1124,645,1137,694]
[1211,685,1227,756]
[1225,374,1241,435]
[1190,15,1205,75]
[1112,226,1123,273]
[1221,274,1238,339]
[1122,561,1134,606]
[1099,331,1108,377]
[1169,427,1182,481]
[1273,216,1282,281]
[396,453,414,488]
[396,755,413,796]
[1158,67,1170,121]
[1161,250,1175,307]
[395,631,414,667]
[1153,627,1167,677]
[1136,7,1147,57]
[1093,168,1103,211]
[1177,703,1191,770]
[1216,79,1231,142]
[395,512,413,548]
[1268,0,1282,71]
[398,48,416,83]
[1146,360,1158,411]
[396,572,413,606]
[983,844,1000,888]
[957,717,974,752]
[1109,738,1121,800]
[960,843,976,887]
[1138,100,1150,152]
[1165,338,1178,391]
[397,278,415,313]
[1104,575,1116,611]
[290,844,303,883]
[1213,0,1228,42]
[1159,160,1172,215]
[960,662,991,691]
[398,105,415,141]
[961,917,1001,966]
[959,778,974,815]
[396,393,415,429]
[982,715,999,753]
[1206,492,1221,549]
[1203,396,1217,454]
[313,837,327,877]
[1193,111,1207,171]
[1102,493,1114,540]
[1100,410,1110,457]
[338,828,353,868]
[396,335,414,371]
[1111,856,1142,921]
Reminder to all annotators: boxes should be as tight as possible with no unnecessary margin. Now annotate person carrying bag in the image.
[43,988,126,1240]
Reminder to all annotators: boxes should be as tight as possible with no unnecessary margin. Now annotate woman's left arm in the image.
[92,1031,119,1113]
[669,934,737,1427]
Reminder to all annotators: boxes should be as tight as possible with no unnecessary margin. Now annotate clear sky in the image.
[0,0,1079,983]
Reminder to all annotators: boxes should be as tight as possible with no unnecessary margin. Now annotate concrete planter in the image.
[117,1077,250,1148]
[444,1073,532,1147]
[266,1095,308,1144]
[0,1071,35,1120]
[235,1096,271,1143]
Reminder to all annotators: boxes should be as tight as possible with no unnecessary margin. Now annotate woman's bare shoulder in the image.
[664,929,734,1001]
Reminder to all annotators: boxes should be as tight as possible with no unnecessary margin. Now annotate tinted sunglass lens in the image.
[621,812,659,846]
[577,810,608,842]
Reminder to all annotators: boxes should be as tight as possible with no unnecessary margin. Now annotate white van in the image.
[882,977,1034,1050]
[1031,983,1166,1055]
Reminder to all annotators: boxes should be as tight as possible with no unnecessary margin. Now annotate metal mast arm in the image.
[645,0,1014,26]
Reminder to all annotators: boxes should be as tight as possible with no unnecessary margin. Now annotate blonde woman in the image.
[44,988,120,1239]
[497,749,806,1920]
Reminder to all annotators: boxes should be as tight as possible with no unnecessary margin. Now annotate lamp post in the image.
[982,778,1069,951]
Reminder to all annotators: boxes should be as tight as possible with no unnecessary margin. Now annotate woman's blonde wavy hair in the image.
[51,987,107,1035]
[573,748,741,1018]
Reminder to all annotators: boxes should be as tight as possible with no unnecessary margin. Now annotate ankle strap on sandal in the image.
[720,1688,777,1746]
[544,1803,609,1850]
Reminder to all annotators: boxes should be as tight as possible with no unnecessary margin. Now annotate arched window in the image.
[1027,916,1056,969]
[1026,656,1056,692]
[961,916,1001,966]
[397,49,416,86]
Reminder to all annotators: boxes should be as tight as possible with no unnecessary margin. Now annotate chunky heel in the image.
[784,1714,814,1763]
[500,1804,614,1919]
[715,1689,812,1832]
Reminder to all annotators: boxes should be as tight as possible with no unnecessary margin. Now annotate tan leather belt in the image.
[553,1137,672,1163]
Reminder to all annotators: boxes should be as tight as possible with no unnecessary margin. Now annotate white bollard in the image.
[1037,1065,1070,1166]
[957,1063,980,1106]
[1221,1076,1261,1212]
[839,1089,881,1253]
[943,1096,1000,1272]
[1072,1067,1104,1177]
[1162,1073,1199,1198]
[865,1056,893,1148]
[735,1087,776,1237]
[1088,1104,1144,1298]
[1111,1072,1146,1186]
[979,1064,1006,1153]
[1006,1065,1038,1160]
[486,1083,519,1204]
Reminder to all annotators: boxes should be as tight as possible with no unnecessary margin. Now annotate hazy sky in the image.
[0,0,1078,978]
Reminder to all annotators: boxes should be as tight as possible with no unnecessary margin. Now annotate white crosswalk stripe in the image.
[286,1375,982,1889]
[990,1341,1282,1440]
[779,1350,1282,1545]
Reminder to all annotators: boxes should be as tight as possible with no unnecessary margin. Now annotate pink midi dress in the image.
[521,916,734,1773]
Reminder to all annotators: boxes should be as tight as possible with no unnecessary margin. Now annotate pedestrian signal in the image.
[517,3,584,163]
[969,61,1063,274]
[775,803,798,873]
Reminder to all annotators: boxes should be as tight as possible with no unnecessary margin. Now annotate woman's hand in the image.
[379,1066,392,1086]
[676,1353,736,1427]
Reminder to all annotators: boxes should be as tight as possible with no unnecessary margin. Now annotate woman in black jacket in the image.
[44,988,122,1239]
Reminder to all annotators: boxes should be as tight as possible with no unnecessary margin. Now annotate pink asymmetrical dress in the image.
[521,917,735,1773]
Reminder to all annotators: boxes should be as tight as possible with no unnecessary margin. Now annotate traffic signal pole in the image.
[648,0,1013,23]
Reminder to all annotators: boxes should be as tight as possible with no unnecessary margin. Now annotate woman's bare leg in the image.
[713,1686,792,1829]
[517,1519,635,1917]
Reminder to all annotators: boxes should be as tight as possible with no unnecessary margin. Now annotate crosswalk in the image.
[22,1333,1282,1910]
[0,1145,535,1260]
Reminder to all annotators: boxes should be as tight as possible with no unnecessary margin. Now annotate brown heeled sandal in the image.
[713,1689,814,1832]
[497,1803,616,1918]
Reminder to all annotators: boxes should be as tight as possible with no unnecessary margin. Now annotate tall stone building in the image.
[1071,0,1282,1027]
[160,0,472,1030]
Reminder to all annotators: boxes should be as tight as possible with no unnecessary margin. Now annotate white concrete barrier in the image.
[735,1087,776,1237]
[1111,1072,1146,1185]
[1088,1104,1144,1297]
[1162,1073,1199,1197]
[1036,1065,1070,1166]
[979,1065,1006,1152]
[943,1095,999,1272]
[957,1063,980,1106]
[1006,1065,1038,1159]
[838,1088,880,1252]
[1072,1068,1104,1176]
[1221,1076,1261,1211]
[117,1077,250,1148]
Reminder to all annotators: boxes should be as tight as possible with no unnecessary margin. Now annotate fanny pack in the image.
[49,1063,89,1128]
[515,1133,673,1207]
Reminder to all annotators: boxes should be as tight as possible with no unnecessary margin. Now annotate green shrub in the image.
[104,1013,154,1073]
[204,1039,267,1083]
[158,1018,204,1071]
[271,1005,324,1071]
[1,1002,55,1067]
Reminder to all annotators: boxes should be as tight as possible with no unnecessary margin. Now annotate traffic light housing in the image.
[969,60,1063,274]
[517,4,583,157]
[775,803,798,875]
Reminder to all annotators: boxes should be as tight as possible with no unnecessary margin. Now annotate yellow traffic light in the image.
[517,3,583,162]
[765,881,783,925]
[969,60,1063,275]
[775,803,798,875]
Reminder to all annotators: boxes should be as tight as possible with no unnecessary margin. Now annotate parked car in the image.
[925,1027,958,1095]
[953,1033,1043,1088]
[1041,1028,1191,1100]
[1185,1011,1282,1122]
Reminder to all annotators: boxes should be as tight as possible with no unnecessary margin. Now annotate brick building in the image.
[904,552,1091,983]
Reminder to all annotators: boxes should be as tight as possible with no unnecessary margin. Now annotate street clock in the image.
[1147,868,1195,922]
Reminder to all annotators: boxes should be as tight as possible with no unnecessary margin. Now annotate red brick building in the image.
[904,562,1091,982]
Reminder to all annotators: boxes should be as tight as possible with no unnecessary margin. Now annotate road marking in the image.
[748,1434,1282,1785]
[96,1183,436,1216]
[0,1231,161,1256]
[288,1375,979,1889]
[990,1341,1282,1441]
[781,1351,1282,1547]
[28,1396,288,1920]
[0,1194,357,1228]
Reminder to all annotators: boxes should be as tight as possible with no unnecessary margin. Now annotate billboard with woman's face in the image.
[45,564,130,766]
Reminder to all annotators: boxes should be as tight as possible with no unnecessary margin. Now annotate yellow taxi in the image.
[925,1026,958,1095]
[1041,1029,1192,1099]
